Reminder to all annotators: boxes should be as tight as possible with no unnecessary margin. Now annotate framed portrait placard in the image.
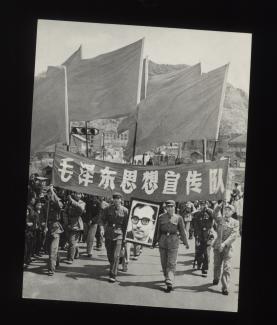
[125,198,160,247]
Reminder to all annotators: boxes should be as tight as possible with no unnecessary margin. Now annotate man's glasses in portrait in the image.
[131,216,151,225]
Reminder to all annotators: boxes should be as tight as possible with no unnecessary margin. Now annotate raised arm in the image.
[212,203,224,223]
[68,195,85,214]
[48,185,63,209]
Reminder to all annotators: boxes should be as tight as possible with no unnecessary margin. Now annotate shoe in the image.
[109,277,116,283]
[165,285,173,293]
[66,260,73,264]
[133,256,138,261]
[222,289,229,295]
[122,265,128,272]
[213,279,219,285]
[202,270,208,277]
[48,271,54,276]
[87,254,92,258]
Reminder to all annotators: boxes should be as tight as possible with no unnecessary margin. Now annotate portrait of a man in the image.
[125,199,159,246]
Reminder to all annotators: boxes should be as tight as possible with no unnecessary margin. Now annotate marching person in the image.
[232,193,243,236]
[43,185,64,276]
[101,192,129,283]
[84,195,102,258]
[181,201,196,240]
[96,197,109,250]
[26,195,36,259]
[153,200,189,293]
[192,200,215,277]
[24,207,34,267]
[33,200,44,257]
[65,191,85,264]
[212,202,239,295]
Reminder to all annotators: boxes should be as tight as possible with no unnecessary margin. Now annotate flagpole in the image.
[62,65,70,152]
[85,121,89,157]
[215,63,229,141]
[202,138,207,162]
[131,107,139,164]
[131,40,145,164]
[212,140,217,160]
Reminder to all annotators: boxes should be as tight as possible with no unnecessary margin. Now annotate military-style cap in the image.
[165,200,176,206]
[224,204,235,213]
[112,192,122,199]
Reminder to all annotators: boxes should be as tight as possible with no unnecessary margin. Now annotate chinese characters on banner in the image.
[52,148,229,201]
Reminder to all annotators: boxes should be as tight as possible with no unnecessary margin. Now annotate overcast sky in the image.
[35,19,252,93]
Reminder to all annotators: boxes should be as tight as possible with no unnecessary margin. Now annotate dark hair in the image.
[132,203,157,221]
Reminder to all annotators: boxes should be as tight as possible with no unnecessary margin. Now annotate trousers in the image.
[105,239,122,278]
[46,234,60,272]
[213,246,233,291]
[24,232,33,263]
[96,225,104,247]
[159,247,178,285]
[86,223,98,254]
[195,240,211,271]
[34,229,43,254]
[67,230,80,261]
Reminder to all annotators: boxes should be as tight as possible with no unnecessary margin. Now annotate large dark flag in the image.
[30,66,67,153]
[133,64,229,155]
[66,39,144,121]
[62,46,82,68]
[120,63,204,158]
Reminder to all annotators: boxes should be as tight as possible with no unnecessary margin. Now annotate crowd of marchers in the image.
[25,173,243,295]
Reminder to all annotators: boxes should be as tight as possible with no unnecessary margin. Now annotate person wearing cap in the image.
[95,197,110,250]
[191,200,215,277]
[212,202,239,295]
[64,191,85,265]
[42,185,64,276]
[153,199,189,292]
[180,201,196,240]
[101,192,129,283]
[230,183,241,205]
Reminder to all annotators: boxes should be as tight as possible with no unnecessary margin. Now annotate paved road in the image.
[22,236,241,312]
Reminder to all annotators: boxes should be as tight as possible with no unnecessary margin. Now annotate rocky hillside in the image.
[220,83,249,136]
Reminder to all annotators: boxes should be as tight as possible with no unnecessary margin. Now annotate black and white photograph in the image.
[21,18,252,312]
[125,198,159,246]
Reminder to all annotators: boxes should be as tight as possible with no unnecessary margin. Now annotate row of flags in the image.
[30,38,228,159]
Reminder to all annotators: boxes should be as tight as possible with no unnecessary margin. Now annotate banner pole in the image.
[51,143,57,185]
[212,140,217,160]
[62,65,70,152]
[131,108,139,164]
[131,40,145,165]
[203,138,207,162]
[85,121,89,158]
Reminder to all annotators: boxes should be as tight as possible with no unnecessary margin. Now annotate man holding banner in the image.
[212,202,239,295]
[64,192,85,264]
[43,185,64,276]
